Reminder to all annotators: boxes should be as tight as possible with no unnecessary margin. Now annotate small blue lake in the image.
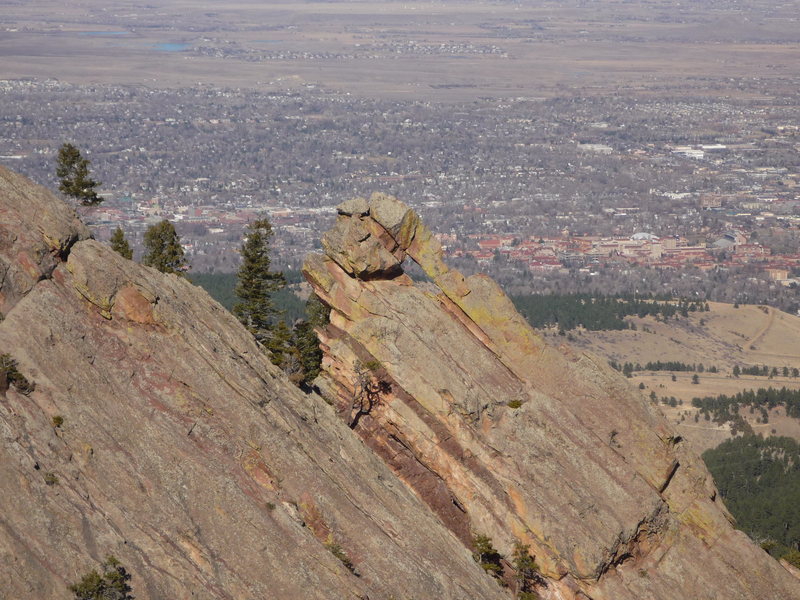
[153,42,190,52]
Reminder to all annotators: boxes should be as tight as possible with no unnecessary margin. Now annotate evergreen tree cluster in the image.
[655,395,683,408]
[104,215,325,387]
[703,436,800,562]
[734,364,800,378]
[609,360,798,380]
[189,268,326,386]
[69,555,133,600]
[292,295,328,384]
[59,146,324,385]
[692,387,800,426]
[472,534,543,598]
[610,360,717,376]
[55,145,187,276]
[512,293,708,332]
[229,219,329,386]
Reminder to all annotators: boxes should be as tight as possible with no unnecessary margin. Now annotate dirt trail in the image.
[745,307,775,349]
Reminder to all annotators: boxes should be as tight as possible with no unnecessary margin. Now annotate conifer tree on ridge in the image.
[142,220,188,276]
[233,218,285,346]
[56,143,103,206]
[110,226,133,260]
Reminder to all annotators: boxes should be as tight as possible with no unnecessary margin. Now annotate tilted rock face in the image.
[303,193,800,600]
[0,166,507,600]
[0,167,90,315]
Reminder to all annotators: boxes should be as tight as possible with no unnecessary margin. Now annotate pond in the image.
[153,42,190,52]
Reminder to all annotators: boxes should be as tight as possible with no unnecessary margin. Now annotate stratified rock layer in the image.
[303,193,800,600]
[0,166,506,600]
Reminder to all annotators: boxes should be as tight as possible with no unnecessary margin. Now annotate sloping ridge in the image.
[0,166,506,599]
[303,193,800,600]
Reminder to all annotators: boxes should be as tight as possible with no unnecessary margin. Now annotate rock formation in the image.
[3,162,799,600]
[303,192,800,600]
[0,166,506,599]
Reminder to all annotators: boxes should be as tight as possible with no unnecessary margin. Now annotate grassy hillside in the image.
[570,302,800,372]
[542,301,800,452]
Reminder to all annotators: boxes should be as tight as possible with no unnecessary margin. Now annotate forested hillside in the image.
[189,271,306,322]
[511,293,707,332]
[703,436,800,566]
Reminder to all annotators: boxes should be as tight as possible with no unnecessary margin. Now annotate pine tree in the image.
[56,143,103,206]
[233,218,285,345]
[110,226,133,260]
[511,541,541,599]
[142,220,187,275]
[472,534,503,579]
[265,320,302,378]
[292,294,330,386]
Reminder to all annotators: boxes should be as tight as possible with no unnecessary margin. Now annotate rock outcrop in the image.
[303,192,800,600]
[0,166,507,599]
[4,164,800,600]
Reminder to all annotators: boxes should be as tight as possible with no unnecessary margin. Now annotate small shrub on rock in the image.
[69,555,134,600]
[0,353,35,395]
[325,538,355,573]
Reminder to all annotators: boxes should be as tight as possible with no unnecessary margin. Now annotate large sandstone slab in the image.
[303,193,800,600]
[0,168,505,600]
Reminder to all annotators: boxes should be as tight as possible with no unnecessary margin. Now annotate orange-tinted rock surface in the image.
[0,167,506,599]
[303,193,800,600]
